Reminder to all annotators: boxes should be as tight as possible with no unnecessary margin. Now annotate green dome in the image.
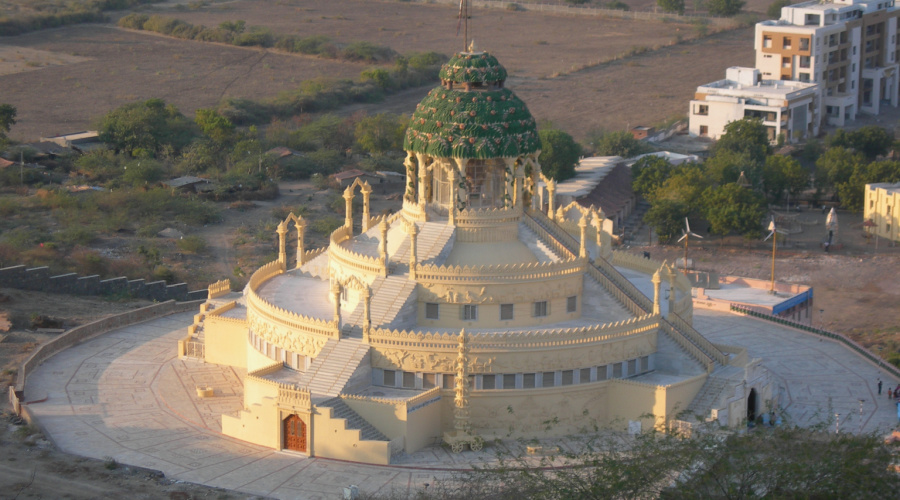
[439,51,508,84]
[403,87,540,159]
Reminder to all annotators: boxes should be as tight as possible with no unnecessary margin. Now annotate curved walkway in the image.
[23,310,900,499]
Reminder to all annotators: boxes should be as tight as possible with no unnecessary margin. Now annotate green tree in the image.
[644,199,690,243]
[632,155,673,200]
[538,128,582,181]
[195,108,235,144]
[0,103,16,149]
[703,149,752,186]
[590,130,649,158]
[712,118,769,166]
[828,125,895,160]
[658,0,686,14]
[706,0,745,15]
[815,146,865,190]
[655,162,710,210]
[295,114,356,152]
[703,183,766,238]
[763,154,808,202]
[354,113,407,154]
[97,98,197,156]
[766,0,791,17]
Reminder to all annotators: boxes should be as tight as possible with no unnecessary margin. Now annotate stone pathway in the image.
[23,309,900,499]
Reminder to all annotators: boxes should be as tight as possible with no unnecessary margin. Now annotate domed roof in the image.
[438,51,508,84]
[404,52,540,160]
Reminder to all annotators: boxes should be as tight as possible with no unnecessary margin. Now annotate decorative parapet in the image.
[667,313,728,366]
[401,198,427,221]
[454,206,522,227]
[340,392,406,407]
[415,257,585,284]
[730,303,900,379]
[246,290,339,340]
[405,386,442,410]
[329,225,387,277]
[204,300,246,326]
[612,250,660,276]
[248,260,285,290]
[368,314,659,351]
[208,279,231,299]
[278,385,311,412]
[303,246,328,263]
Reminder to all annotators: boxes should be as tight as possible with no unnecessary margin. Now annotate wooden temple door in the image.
[283,414,307,452]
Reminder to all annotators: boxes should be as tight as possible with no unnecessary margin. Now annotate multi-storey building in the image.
[864,181,900,241]
[755,0,900,127]
[689,67,819,142]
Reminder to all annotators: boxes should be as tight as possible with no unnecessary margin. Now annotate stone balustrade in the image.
[415,257,585,284]
[207,279,232,299]
[368,314,659,351]
[246,291,340,340]
[658,321,715,373]
[454,206,522,227]
[329,225,387,277]
[667,313,729,366]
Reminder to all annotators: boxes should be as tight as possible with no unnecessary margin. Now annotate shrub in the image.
[176,235,207,253]
[310,215,343,235]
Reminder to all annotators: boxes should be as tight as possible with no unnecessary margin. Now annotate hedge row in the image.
[0,0,163,36]
[118,14,396,63]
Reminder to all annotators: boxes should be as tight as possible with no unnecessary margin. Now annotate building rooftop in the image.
[868,182,900,194]
[542,156,622,199]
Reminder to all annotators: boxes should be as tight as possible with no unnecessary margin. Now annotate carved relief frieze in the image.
[480,332,656,373]
[418,277,582,305]
[247,311,327,357]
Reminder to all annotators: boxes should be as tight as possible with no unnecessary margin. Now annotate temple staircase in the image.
[317,397,390,442]
[297,338,369,397]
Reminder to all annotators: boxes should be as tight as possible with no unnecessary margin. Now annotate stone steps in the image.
[298,338,369,397]
[519,222,561,263]
[318,397,389,442]
[390,221,455,265]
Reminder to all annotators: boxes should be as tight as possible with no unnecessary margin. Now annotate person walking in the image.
[878,378,883,395]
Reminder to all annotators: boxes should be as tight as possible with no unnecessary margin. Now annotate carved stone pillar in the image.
[417,153,428,208]
[547,179,557,221]
[362,286,371,342]
[504,158,517,209]
[331,281,342,326]
[361,182,372,232]
[294,217,306,268]
[666,265,677,315]
[651,268,662,316]
[514,167,524,210]
[454,329,471,434]
[455,158,469,211]
[578,215,588,258]
[343,187,354,235]
[276,221,288,266]
[448,168,458,225]
[408,222,419,280]
[404,153,416,203]
[379,220,389,276]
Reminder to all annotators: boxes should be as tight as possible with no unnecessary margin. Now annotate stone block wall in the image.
[0,265,207,302]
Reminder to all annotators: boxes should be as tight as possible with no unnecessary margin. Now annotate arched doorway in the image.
[283,414,307,452]
[747,388,758,425]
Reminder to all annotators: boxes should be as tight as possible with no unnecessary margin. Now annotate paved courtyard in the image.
[22,309,900,499]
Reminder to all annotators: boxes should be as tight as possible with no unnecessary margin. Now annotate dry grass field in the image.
[0,0,754,141]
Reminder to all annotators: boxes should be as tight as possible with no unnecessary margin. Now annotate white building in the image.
[689,67,819,143]
[755,0,900,126]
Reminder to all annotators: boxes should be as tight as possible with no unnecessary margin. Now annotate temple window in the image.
[443,374,455,389]
[384,370,396,386]
[567,296,577,313]
[465,160,505,209]
[463,304,478,321]
[425,302,440,320]
[533,300,549,317]
[613,363,623,378]
[561,370,574,386]
[504,374,517,389]
[403,372,416,388]
[542,371,555,387]
[580,368,591,383]
[523,373,536,388]
[482,374,496,389]
[423,373,436,389]
[597,366,608,380]
[500,303,514,320]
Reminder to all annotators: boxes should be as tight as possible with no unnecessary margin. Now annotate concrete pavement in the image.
[22,309,900,499]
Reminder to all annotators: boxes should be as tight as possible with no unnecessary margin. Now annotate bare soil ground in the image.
[1,0,754,141]
[0,24,365,140]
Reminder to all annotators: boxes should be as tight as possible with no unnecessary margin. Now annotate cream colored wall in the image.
[405,398,443,452]
[865,184,900,242]
[221,382,281,449]
[312,406,391,465]
[246,340,277,372]
[342,398,407,440]
[416,275,583,329]
[341,396,443,454]
[607,380,665,430]
[204,316,248,368]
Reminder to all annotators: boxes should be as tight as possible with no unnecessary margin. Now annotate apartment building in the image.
[864,181,900,241]
[755,0,900,127]
[689,67,819,142]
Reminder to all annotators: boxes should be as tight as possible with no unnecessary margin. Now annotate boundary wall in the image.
[9,299,203,418]
[0,265,208,302]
